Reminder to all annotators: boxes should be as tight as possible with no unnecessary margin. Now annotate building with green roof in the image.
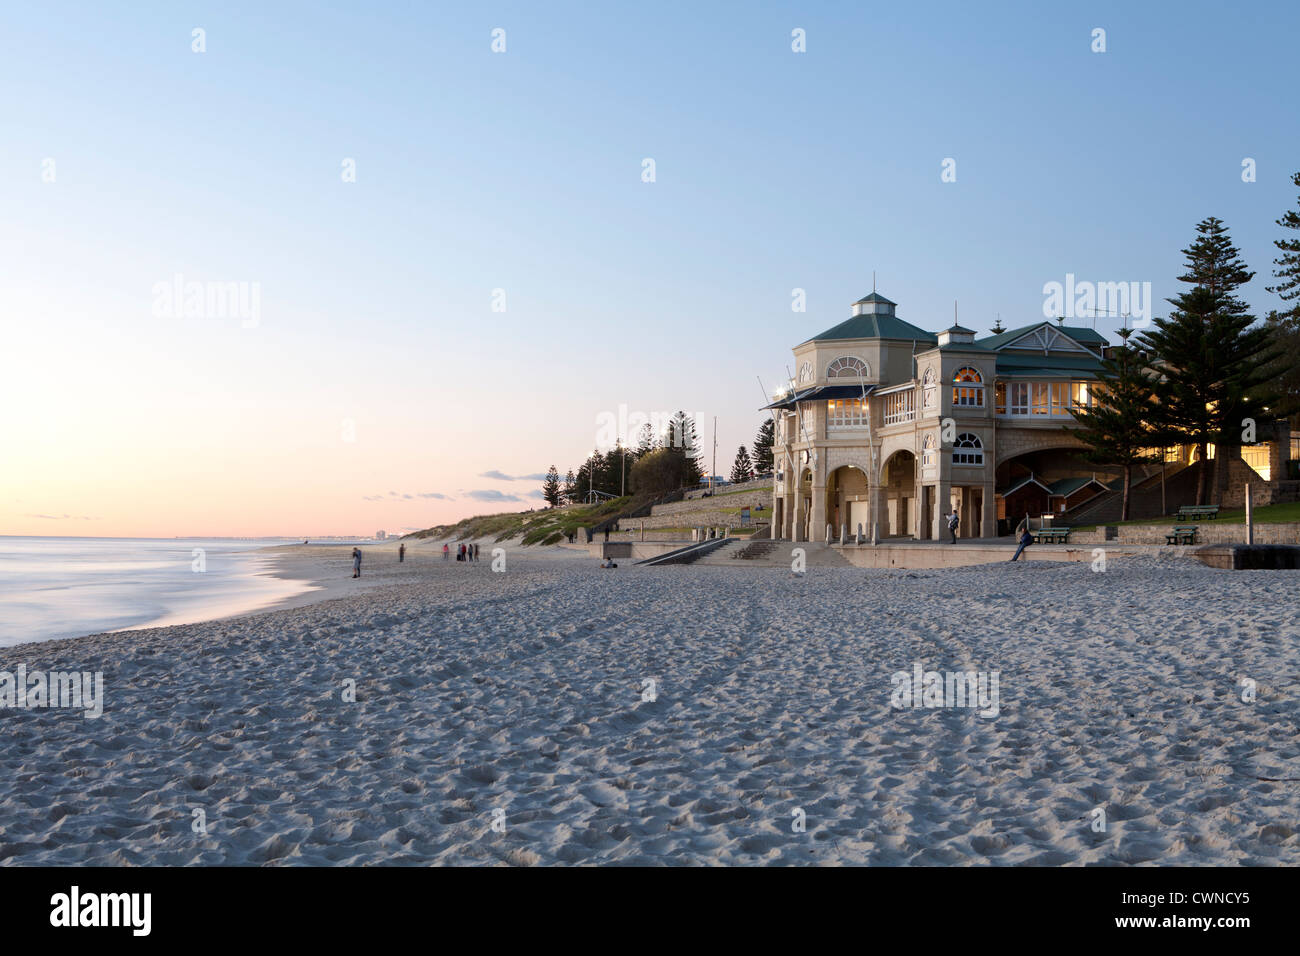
[767,291,1115,542]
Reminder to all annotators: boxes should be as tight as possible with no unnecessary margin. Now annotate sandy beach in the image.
[2,542,1297,865]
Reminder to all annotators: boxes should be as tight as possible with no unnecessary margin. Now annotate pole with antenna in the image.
[711,416,717,496]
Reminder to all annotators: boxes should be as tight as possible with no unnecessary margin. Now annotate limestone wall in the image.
[1069,522,1300,546]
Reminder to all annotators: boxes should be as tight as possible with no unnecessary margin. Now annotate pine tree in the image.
[541,465,561,508]
[752,418,775,474]
[730,445,754,483]
[1069,330,1157,520]
[1263,172,1300,427]
[1265,171,1300,321]
[1139,218,1280,504]
[561,469,577,505]
[634,422,655,458]
[661,412,703,486]
[1177,216,1254,307]
[604,443,629,497]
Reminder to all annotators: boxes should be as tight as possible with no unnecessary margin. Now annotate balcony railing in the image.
[882,389,916,426]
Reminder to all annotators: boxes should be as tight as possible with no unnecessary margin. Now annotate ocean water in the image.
[0,537,326,647]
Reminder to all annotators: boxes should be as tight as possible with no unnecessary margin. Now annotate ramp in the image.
[634,536,733,566]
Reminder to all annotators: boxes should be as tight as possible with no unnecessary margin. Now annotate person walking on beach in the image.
[946,510,959,544]
[352,547,362,578]
[1010,518,1033,562]
[398,543,405,563]
[442,543,449,560]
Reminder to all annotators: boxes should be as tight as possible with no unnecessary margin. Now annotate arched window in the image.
[922,367,937,410]
[921,434,936,468]
[952,366,984,407]
[827,356,869,379]
[953,433,984,466]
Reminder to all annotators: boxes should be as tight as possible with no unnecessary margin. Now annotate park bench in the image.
[1175,505,1220,520]
[1166,525,1198,545]
[1031,527,1072,544]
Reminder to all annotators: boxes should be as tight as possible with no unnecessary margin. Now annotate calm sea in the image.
[0,537,333,646]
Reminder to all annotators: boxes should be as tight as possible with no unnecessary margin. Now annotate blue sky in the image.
[3,1,1298,534]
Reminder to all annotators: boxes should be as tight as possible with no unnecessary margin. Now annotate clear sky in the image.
[3,1,1298,537]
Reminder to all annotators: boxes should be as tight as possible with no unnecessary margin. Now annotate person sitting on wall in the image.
[1010,519,1033,562]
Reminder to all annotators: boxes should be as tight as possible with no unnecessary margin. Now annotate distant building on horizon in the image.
[375,530,387,540]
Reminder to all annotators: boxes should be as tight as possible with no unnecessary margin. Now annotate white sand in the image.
[2,543,1297,865]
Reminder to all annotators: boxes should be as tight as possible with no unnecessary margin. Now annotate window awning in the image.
[762,384,876,410]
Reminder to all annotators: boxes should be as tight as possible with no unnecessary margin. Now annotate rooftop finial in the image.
[873,270,876,293]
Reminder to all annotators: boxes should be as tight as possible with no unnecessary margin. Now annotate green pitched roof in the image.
[975,321,1108,351]
[1046,476,1105,497]
[800,313,937,346]
[995,353,1105,377]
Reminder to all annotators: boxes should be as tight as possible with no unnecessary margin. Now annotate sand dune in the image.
[1,545,1296,865]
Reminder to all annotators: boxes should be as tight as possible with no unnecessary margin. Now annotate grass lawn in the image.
[700,486,772,498]
[1072,500,1300,532]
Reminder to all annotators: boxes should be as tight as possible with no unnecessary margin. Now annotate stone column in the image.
[981,481,997,538]
[811,483,827,545]
[792,492,805,542]
[915,474,928,539]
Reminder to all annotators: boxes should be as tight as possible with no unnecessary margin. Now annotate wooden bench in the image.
[1031,527,1072,544]
[1166,525,1198,545]
[1175,505,1220,520]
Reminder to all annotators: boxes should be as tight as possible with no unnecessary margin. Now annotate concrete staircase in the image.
[730,540,780,560]
[1061,462,1198,525]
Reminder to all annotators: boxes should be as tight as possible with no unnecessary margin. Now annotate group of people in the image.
[349,540,484,578]
[445,542,479,562]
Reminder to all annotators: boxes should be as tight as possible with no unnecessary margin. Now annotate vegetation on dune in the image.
[405,497,634,544]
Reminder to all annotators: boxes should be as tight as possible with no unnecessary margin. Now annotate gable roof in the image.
[1046,477,1107,497]
[975,321,1107,353]
[1000,475,1052,497]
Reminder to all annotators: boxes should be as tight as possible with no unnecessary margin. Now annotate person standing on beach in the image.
[442,543,449,560]
[473,542,480,562]
[946,510,959,544]
[352,547,362,578]
[399,543,405,563]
